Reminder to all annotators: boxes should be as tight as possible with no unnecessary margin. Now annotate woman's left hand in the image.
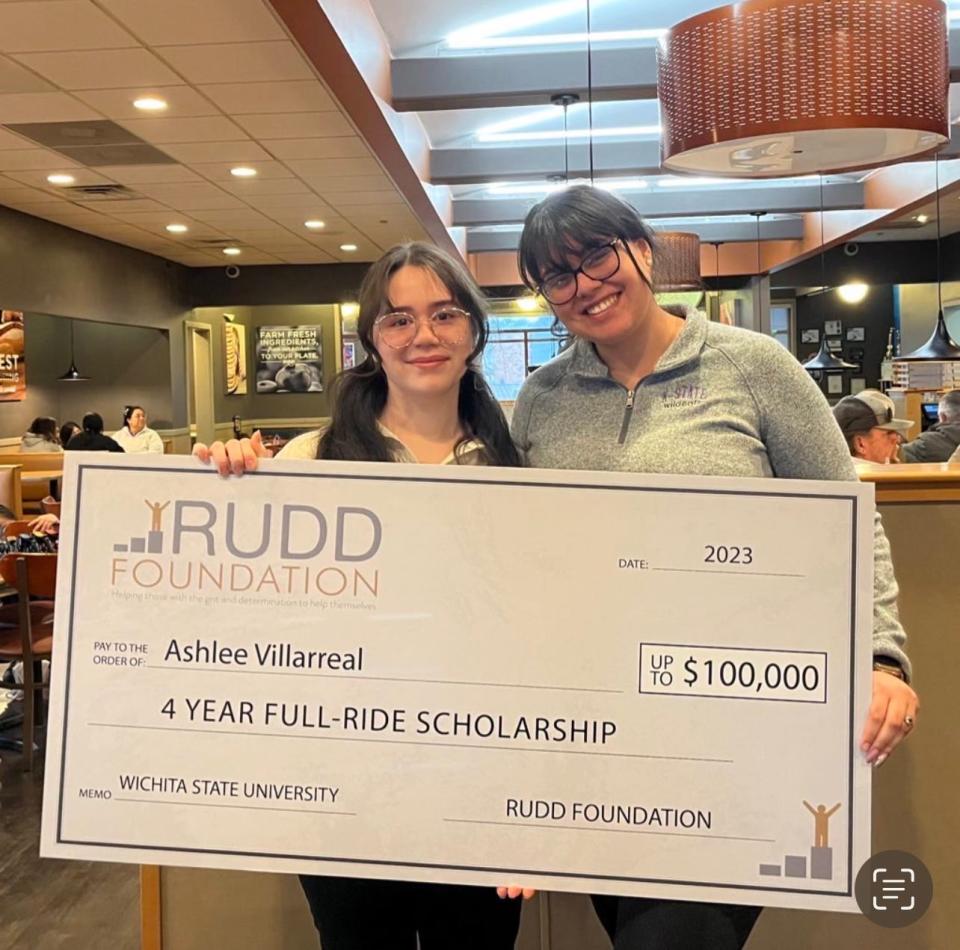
[861,672,918,767]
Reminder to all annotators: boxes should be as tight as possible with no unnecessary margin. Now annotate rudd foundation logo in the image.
[109,498,382,600]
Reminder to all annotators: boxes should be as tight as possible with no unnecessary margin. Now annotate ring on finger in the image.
[903,714,915,731]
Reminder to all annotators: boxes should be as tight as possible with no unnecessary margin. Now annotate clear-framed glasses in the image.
[374,306,471,349]
[539,240,622,305]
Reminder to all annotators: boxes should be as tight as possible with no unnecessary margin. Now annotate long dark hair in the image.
[27,416,59,443]
[518,184,660,294]
[318,242,520,466]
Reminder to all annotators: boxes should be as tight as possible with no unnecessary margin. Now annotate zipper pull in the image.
[618,389,636,444]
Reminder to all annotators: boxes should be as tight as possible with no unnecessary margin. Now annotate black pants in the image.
[591,895,761,950]
[299,875,521,950]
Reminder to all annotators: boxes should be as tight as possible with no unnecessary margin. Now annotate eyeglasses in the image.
[539,241,623,305]
[374,307,471,349]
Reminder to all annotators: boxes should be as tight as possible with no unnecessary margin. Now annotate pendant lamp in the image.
[655,232,702,292]
[58,321,90,382]
[657,0,949,177]
[899,152,960,360]
[803,175,856,372]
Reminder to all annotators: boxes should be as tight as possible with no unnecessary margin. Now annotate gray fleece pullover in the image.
[511,308,910,678]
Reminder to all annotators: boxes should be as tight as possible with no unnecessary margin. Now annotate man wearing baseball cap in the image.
[832,389,914,466]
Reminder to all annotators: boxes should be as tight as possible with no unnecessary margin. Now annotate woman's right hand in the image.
[496,886,537,900]
[193,430,272,476]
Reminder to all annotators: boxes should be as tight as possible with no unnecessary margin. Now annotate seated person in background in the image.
[0,504,59,533]
[112,405,163,454]
[63,413,124,453]
[20,416,61,453]
[901,389,960,463]
[833,390,913,467]
[59,420,81,448]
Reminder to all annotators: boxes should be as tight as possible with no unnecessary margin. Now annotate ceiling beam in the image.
[395,32,960,112]
[466,216,805,252]
[453,182,865,227]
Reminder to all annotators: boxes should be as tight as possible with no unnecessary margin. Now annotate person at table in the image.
[901,389,960,462]
[195,241,522,950]
[832,390,913,468]
[20,416,61,453]
[499,185,917,949]
[111,405,163,454]
[63,413,124,453]
[59,420,81,449]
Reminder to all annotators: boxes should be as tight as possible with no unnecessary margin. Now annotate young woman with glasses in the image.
[195,241,522,949]
[499,185,917,949]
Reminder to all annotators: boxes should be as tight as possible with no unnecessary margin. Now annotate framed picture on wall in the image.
[0,310,25,401]
[846,326,865,341]
[824,319,842,337]
[342,340,356,370]
[223,319,248,395]
[256,325,323,393]
[826,375,844,395]
[800,328,820,344]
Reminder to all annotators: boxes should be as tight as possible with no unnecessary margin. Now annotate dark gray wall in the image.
[2,313,171,438]
[194,304,338,426]
[189,264,368,308]
[0,205,191,429]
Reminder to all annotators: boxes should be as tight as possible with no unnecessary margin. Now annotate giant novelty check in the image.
[42,454,874,912]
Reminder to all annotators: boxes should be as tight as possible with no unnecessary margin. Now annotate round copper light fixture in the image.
[654,232,702,291]
[657,0,949,177]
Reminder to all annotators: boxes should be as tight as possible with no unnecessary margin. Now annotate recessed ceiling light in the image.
[133,96,168,112]
[166,223,189,234]
[915,214,929,224]
[230,166,257,178]
[340,302,360,318]
[304,220,326,230]
[46,173,75,185]
[223,247,242,256]
[340,243,358,252]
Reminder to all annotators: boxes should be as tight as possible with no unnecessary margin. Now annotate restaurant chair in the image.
[40,496,61,518]
[0,463,23,518]
[0,549,56,771]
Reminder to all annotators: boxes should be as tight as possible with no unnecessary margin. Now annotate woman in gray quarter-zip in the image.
[501,185,919,950]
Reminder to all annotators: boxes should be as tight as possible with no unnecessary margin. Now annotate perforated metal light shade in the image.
[802,338,857,371]
[898,310,960,360]
[658,0,950,177]
[655,232,702,291]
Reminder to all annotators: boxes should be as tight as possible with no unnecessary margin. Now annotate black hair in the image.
[27,416,59,443]
[82,412,104,434]
[122,405,144,429]
[317,242,520,467]
[59,421,80,447]
[518,185,659,293]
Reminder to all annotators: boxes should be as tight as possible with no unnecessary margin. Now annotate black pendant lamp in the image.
[58,321,90,381]
[803,175,856,372]
[899,152,960,360]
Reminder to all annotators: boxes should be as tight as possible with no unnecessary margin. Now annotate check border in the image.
[56,463,860,898]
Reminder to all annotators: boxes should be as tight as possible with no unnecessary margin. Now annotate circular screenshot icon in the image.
[855,850,933,927]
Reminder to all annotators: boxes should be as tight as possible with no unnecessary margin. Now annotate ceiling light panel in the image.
[74,87,219,120]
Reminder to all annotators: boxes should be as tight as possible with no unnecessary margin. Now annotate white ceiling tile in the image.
[284,162,387,185]
[263,137,370,161]
[188,207,278,229]
[0,148,79,171]
[117,115,247,144]
[305,235,382,257]
[0,91,100,122]
[156,42,315,85]
[0,1,137,53]
[0,127,34,149]
[129,181,244,209]
[248,194,335,213]
[212,249,282,264]
[0,186,66,207]
[233,112,354,140]
[94,163,203,184]
[12,48,182,90]
[189,159,293,182]
[159,141,272,164]
[0,53,56,94]
[169,251,225,266]
[326,192,407,208]
[219,178,311,197]
[72,86,218,119]
[4,167,112,188]
[198,80,335,115]
[70,197,171,213]
[98,0,286,45]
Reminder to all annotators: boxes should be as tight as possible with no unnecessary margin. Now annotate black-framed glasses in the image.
[373,306,471,349]
[539,241,623,305]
